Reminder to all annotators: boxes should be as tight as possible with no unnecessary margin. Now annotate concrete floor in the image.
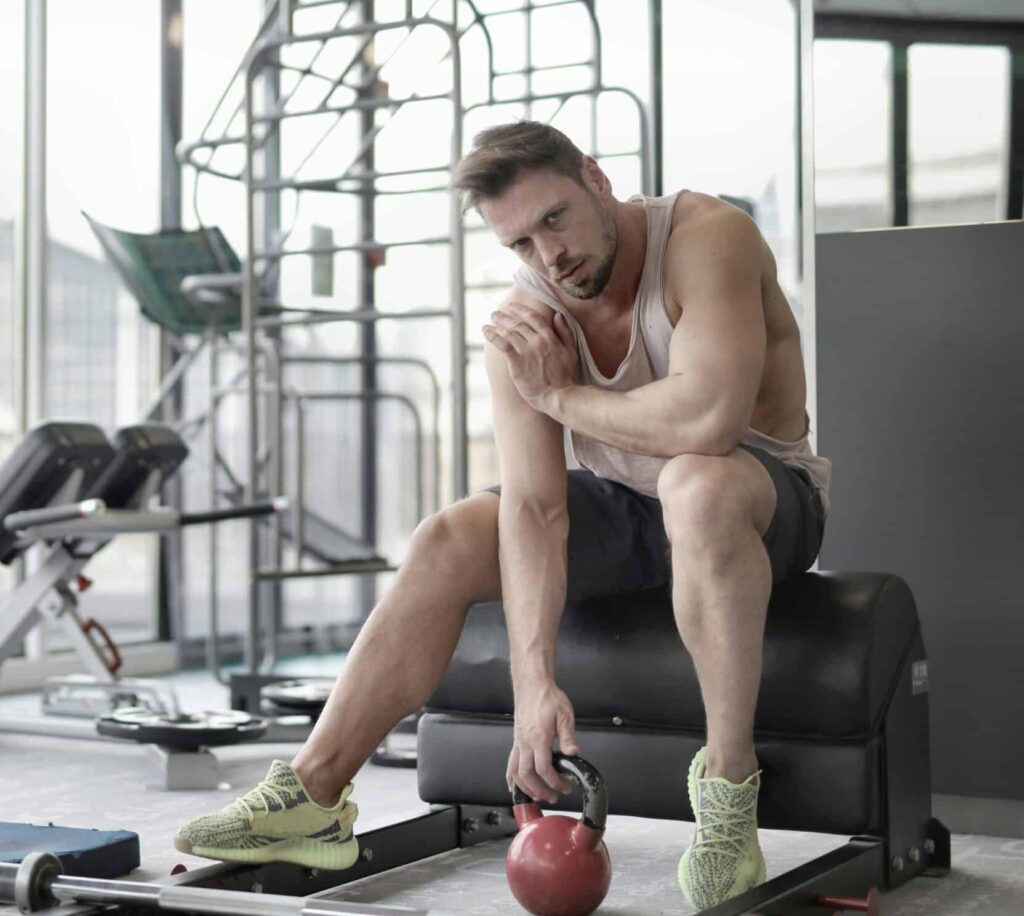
[1,668,1022,915]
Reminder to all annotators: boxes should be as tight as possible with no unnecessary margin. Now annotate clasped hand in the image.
[483,302,579,414]
[508,680,580,805]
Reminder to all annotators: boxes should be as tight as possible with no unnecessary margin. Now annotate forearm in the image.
[498,498,570,690]
[547,376,731,457]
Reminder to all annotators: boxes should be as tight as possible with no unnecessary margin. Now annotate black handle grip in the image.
[179,498,289,527]
[511,753,608,831]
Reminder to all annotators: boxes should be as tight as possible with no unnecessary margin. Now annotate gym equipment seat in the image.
[418,571,950,909]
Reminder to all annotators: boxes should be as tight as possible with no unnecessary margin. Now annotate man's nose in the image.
[536,236,566,271]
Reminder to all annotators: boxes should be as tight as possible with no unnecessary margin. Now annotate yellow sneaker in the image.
[174,759,359,870]
[678,747,766,909]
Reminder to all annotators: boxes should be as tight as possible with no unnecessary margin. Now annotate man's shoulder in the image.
[670,189,755,235]
[506,269,562,319]
[663,190,763,297]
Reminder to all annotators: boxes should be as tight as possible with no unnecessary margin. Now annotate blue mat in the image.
[0,822,139,877]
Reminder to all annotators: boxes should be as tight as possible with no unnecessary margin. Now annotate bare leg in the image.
[658,451,777,785]
[291,493,501,806]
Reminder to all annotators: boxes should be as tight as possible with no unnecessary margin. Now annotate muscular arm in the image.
[484,303,570,685]
[543,206,767,456]
[485,297,582,802]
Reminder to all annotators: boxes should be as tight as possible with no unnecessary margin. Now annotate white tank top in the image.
[511,191,832,516]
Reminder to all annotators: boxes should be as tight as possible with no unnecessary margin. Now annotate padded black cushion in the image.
[0,422,113,564]
[426,571,920,738]
[417,715,884,834]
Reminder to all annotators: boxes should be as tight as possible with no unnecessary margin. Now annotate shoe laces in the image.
[233,784,288,822]
[693,796,754,862]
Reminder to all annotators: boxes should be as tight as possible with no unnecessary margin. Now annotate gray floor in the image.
[1,670,1022,915]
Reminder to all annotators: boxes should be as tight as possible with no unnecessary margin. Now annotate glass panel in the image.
[814,40,893,232]
[909,44,1010,227]
[663,0,800,317]
[46,0,163,646]
[180,0,263,641]
[0,5,23,602]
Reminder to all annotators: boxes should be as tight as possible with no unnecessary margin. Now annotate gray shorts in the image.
[485,444,826,599]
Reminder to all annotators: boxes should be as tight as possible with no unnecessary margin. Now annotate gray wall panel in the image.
[816,222,1024,800]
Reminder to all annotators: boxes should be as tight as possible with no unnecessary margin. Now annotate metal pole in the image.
[206,326,227,684]
[0,857,444,916]
[243,53,263,674]
[13,0,47,641]
[892,43,910,227]
[648,0,663,196]
[1006,49,1023,220]
[19,0,46,431]
[449,27,467,502]
[258,0,286,671]
[295,399,306,570]
[159,0,185,646]
[358,0,379,620]
[797,0,820,457]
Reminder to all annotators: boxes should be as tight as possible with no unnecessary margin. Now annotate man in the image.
[175,121,831,910]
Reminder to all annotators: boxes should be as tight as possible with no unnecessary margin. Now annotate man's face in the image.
[480,167,618,300]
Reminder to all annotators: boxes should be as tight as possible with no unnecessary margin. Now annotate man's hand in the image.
[482,302,579,415]
[507,679,581,804]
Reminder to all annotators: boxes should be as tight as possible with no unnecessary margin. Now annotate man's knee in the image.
[410,493,499,572]
[657,454,750,543]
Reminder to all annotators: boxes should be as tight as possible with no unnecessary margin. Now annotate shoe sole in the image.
[173,833,360,871]
[679,852,768,908]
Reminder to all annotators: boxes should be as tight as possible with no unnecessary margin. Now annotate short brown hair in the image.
[452,121,586,213]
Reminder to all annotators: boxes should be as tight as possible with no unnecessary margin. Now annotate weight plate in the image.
[260,678,334,711]
[15,852,62,913]
[96,707,268,750]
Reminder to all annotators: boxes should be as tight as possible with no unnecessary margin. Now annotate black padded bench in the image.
[419,570,950,909]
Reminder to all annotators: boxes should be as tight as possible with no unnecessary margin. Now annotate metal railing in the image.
[176,0,652,673]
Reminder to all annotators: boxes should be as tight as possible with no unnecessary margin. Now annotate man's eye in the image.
[546,210,564,225]
[513,238,530,250]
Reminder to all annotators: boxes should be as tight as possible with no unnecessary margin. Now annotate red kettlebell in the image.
[506,753,611,916]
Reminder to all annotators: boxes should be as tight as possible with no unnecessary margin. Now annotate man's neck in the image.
[564,199,648,322]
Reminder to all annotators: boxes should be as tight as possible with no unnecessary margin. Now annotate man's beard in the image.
[558,205,618,300]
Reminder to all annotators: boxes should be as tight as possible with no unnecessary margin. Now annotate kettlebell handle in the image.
[511,752,609,831]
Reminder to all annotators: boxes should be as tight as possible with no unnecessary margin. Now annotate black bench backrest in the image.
[84,424,189,510]
[0,422,114,565]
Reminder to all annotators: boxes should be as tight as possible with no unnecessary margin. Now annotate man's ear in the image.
[580,155,612,199]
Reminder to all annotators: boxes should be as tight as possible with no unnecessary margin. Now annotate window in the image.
[46,0,163,646]
[662,0,801,315]
[0,5,23,462]
[0,3,23,605]
[814,40,893,232]
[909,44,1010,227]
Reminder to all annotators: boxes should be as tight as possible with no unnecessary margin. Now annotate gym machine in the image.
[0,420,303,789]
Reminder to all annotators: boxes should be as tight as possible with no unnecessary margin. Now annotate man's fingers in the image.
[558,712,580,759]
[482,326,510,352]
[503,302,551,334]
[492,308,555,345]
[483,324,528,355]
[553,313,575,349]
[506,746,520,793]
[510,743,552,802]
[490,310,535,335]
[518,751,556,804]
[532,748,562,804]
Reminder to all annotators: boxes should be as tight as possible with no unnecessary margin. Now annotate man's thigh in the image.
[485,469,671,601]
[736,444,827,584]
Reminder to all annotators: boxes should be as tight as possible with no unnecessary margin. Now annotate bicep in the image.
[666,212,766,440]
